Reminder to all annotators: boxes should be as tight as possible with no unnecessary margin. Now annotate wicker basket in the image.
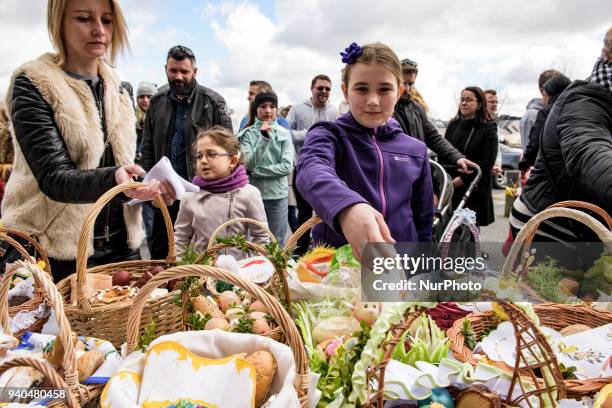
[447,302,612,398]
[0,261,103,407]
[362,306,425,408]
[284,215,322,252]
[188,217,287,341]
[1,229,52,337]
[446,301,568,407]
[199,217,276,294]
[547,201,612,230]
[503,205,612,281]
[55,182,183,348]
[125,264,311,408]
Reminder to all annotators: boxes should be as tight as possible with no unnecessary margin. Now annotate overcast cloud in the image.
[0,0,610,122]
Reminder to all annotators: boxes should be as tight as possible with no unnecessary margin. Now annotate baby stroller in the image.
[430,161,482,258]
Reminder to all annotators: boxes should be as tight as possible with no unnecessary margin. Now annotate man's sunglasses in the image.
[315,86,331,92]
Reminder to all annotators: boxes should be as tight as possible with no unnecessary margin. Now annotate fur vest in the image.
[3,53,143,260]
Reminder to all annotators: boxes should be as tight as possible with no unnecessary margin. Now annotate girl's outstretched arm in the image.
[338,203,395,260]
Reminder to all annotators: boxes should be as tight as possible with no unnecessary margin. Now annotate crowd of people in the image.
[0,0,610,281]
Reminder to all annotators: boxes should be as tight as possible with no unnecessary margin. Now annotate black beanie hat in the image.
[543,74,571,98]
[253,91,278,109]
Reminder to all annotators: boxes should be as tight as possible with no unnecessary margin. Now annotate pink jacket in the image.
[174,184,269,259]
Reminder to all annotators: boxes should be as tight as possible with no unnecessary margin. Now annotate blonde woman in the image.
[2,0,160,281]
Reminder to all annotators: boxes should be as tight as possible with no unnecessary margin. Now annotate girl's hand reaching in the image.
[115,164,161,201]
[338,203,396,261]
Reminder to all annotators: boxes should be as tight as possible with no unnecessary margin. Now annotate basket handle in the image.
[284,216,321,251]
[0,357,79,408]
[439,214,481,260]
[0,233,33,263]
[75,181,175,300]
[0,227,52,276]
[502,207,612,277]
[547,201,612,230]
[125,264,310,404]
[207,217,276,250]
[498,301,566,405]
[0,230,51,303]
[0,261,79,389]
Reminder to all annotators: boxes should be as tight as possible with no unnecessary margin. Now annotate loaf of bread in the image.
[0,333,19,356]
[77,350,105,382]
[245,350,277,407]
[559,323,592,336]
[455,385,501,408]
[44,332,80,368]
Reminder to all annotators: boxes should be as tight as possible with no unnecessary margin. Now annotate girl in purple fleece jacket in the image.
[296,42,434,259]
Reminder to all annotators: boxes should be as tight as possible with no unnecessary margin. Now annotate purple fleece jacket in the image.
[296,112,434,248]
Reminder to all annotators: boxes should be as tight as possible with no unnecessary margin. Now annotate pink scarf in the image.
[192,165,249,193]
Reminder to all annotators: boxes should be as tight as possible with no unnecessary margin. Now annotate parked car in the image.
[494,142,523,188]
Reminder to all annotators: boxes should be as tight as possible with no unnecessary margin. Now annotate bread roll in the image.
[560,323,592,336]
[77,350,105,382]
[44,332,79,368]
[191,296,225,319]
[246,351,277,407]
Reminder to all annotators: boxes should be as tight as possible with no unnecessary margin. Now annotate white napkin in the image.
[127,156,199,205]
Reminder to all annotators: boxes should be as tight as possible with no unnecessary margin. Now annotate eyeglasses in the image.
[460,97,477,103]
[197,152,233,160]
[315,86,331,92]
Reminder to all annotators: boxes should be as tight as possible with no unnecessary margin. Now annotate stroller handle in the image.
[440,162,482,210]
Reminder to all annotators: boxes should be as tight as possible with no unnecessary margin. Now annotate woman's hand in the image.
[456,158,477,173]
[115,164,161,201]
[338,203,395,261]
[157,179,177,207]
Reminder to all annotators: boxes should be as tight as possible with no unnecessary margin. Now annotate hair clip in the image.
[340,42,363,64]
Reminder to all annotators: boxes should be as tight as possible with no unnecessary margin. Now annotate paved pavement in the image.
[479,188,510,243]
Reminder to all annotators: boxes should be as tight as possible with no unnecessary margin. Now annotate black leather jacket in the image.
[11,75,125,240]
[393,95,464,165]
[140,80,233,180]
[522,80,612,213]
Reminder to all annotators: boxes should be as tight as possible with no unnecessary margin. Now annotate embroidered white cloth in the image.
[102,330,309,408]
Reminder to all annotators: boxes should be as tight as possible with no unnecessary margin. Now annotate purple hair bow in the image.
[340,42,363,64]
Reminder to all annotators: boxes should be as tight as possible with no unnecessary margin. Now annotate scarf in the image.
[192,164,248,193]
[589,57,612,92]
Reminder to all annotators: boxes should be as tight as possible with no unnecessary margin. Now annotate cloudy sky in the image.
[0,0,610,124]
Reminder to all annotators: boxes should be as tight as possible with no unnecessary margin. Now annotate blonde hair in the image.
[409,87,429,113]
[47,0,130,65]
[603,26,612,62]
[342,42,402,86]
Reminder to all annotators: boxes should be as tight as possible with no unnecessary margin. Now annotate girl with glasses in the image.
[174,126,269,257]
